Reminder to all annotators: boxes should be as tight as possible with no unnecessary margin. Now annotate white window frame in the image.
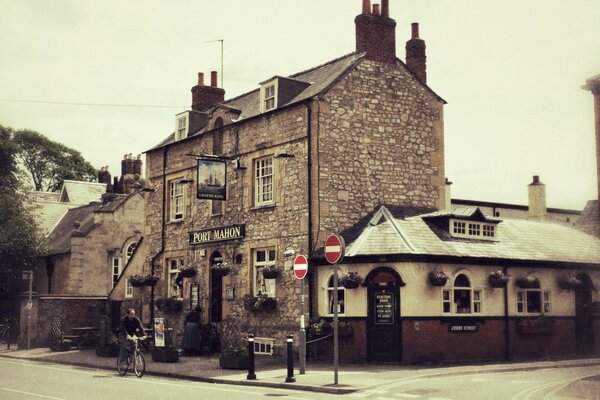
[253,248,276,297]
[125,241,137,264]
[327,275,346,316]
[125,280,133,298]
[260,80,278,112]
[254,157,274,206]
[441,274,482,315]
[111,257,121,288]
[168,258,184,299]
[175,113,188,141]
[516,289,551,315]
[169,180,185,221]
[450,218,496,240]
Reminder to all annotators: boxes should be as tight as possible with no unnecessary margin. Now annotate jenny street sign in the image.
[324,234,345,264]
[293,255,308,280]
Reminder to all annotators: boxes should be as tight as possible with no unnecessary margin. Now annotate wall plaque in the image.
[189,224,245,245]
[448,324,478,333]
[375,291,394,325]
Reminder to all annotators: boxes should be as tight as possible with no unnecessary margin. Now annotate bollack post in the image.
[285,335,296,383]
[247,334,256,380]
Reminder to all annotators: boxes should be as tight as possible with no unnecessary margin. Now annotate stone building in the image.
[135,0,446,350]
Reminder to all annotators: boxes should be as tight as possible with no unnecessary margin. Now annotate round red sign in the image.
[324,234,345,264]
[293,255,308,280]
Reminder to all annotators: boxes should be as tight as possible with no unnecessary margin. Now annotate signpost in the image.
[22,270,33,349]
[293,254,308,374]
[324,234,345,385]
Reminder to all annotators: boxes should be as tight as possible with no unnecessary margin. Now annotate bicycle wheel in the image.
[133,351,145,378]
[117,354,130,376]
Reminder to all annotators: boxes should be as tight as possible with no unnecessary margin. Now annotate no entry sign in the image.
[293,255,308,280]
[324,234,345,264]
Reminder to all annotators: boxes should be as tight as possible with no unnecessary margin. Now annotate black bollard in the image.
[285,335,296,383]
[247,334,256,380]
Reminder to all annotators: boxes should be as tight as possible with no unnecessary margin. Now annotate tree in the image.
[0,125,18,191]
[13,129,97,192]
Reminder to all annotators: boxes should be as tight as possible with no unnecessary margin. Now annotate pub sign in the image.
[197,158,226,200]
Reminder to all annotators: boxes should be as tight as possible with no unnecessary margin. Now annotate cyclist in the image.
[118,308,146,363]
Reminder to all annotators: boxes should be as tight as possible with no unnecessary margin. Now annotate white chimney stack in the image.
[528,175,547,221]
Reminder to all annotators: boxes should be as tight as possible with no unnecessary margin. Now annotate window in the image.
[442,274,482,315]
[327,275,346,316]
[211,200,223,216]
[254,248,276,297]
[212,124,223,155]
[168,258,184,299]
[111,257,121,288]
[169,180,185,221]
[125,242,137,264]
[125,280,133,298]
[517,288,551,314]
[450,219,496,240]
[453,221,466,235]
[254,157,274,206]
[482,225,495,237]
[468,223,481,236]
[264,84,275,111]
[175,114,188,141]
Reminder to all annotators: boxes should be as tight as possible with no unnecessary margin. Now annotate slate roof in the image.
[59,180,107,204]
[343,206,600,266]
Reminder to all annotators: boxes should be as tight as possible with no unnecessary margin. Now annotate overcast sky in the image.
[1,0,599,209]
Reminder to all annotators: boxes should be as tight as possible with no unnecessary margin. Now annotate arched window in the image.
[125,241,137,263]
[327,275,346,316]
[212,119,223,155]
[442,273,482,314]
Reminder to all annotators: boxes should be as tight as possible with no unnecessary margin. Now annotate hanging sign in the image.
[197,158,227,200]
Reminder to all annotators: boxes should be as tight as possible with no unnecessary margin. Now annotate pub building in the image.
[112,1,600,363]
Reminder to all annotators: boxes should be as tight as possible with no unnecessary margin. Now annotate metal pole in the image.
[247,334,256,380]
[299,279,306,374]
[333,264,339,385]
[285,335,296,383]
[27,271,32,350]
[220,39,224,89]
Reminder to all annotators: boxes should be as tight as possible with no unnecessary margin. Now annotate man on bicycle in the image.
[118,308,146,362]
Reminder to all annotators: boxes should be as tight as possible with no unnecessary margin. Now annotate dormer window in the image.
[450,219,496,240]
[175,113,189,141]
[261,81,277,112]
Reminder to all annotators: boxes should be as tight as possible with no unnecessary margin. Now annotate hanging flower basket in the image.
[515,276,540,289]
[339,272,363,289]
[488,270,510,288]
[211,263,231,277]
[428,270,448,286]
[557,275,582,291]
[260,265,279,280]
[155,297,184,314]
[243,294,277,312]
[129,275,145,287]
[143,275,160,287]
[178,266,197,278]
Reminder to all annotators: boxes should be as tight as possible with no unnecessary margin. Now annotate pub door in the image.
[209,251,223,323]
[366,268,402,362]
[575,273,594,354]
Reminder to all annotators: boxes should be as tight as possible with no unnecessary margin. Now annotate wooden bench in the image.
[50,315,81,351]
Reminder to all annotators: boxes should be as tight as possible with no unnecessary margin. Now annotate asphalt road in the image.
[1,358,599,400]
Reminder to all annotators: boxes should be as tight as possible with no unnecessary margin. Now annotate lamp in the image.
[275,153,295,159]
[177,179,194,184]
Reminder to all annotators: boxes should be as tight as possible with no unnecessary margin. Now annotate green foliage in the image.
[0,125,19,191]
[13,129,96,191]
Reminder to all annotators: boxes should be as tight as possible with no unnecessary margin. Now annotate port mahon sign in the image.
[189,224,246,245]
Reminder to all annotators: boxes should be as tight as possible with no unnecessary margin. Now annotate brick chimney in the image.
[191,70,225,112]
[98,166,112,192]
[133,154,142,176]
[405,22,427,83]
[121,153,134,175]
[528,175,547,221]
[583,75,600,200]
[355,0,397,64]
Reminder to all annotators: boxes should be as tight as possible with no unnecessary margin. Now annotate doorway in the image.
[575,273,594,354]
[366,267,403,362]
[210,251,223,323]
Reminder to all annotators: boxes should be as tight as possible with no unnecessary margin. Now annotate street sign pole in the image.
[293,254,309,375]
[324,234,345,386]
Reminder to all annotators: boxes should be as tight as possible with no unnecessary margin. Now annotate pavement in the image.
[1,346,600,395]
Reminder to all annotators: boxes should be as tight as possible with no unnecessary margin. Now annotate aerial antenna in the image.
[205,39,224,88]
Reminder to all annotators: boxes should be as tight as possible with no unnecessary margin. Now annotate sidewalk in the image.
[1,347,600,395]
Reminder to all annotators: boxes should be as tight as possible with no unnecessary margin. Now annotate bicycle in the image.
[117,336,147,378]
[0,317,19,348]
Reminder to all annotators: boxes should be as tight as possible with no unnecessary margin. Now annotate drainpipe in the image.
[150,146,168,325]
[503,266,510,361]
[306,102,314,319]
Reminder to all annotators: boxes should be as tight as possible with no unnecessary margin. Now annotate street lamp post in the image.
[22,270,33,349]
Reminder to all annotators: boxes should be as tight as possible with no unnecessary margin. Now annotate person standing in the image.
[180,307,202,356]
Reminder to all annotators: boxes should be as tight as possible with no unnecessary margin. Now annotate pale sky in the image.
[1,0,599,209]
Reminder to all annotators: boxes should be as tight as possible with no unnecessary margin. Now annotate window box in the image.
[339,272,363,289]
[488,270,510,288]
[243,294,277,312]
[129,275,145,288]
[517,316,554,335]
[178,266,197,278]
[260,265,279,280]
[429,270,448,287]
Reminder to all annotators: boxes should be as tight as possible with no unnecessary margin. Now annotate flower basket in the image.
[339,272,363,289]
[129,275,145,288]
[243,294,277,312]
[211,263,230,277]
[309,318,332,337]
[260,266,279,280]
[156,297,184,314]
[178,266,197,278]
[428,270,448,286]
[515,276,540,289]
[143,275,160,287]
[488,270,510,288]
[557,276,582,291]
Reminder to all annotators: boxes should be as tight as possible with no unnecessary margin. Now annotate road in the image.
[0,358,599,400]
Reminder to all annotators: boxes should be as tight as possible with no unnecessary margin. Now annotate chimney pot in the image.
[528,175,547,221]
[362,0,371,14]
[382,0,389,18]
[197,72,205,86]
[412,22,419,38]
[532,175,540,184]
[372,4,380,15]
[211,71,218,87]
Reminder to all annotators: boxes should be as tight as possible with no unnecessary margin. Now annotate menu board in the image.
[190,283,199,309]
[375,291,394,325]
[154,318,165,347]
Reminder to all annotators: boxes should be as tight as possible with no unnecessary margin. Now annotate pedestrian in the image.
[118,308,146,362]
[180,307,202,356]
